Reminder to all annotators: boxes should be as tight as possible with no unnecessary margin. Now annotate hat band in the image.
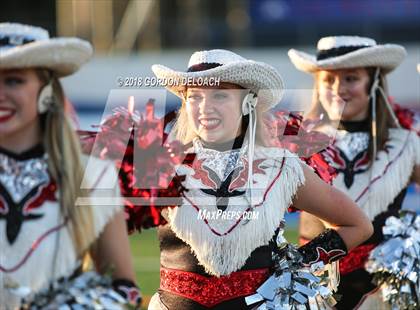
[187,62,222,72]
[316,45,371,61]
[0,35,35,47]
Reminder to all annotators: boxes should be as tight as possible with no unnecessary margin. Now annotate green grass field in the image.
[129,227,298,309]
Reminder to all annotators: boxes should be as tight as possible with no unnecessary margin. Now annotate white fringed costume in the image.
[0,145,121,309]
[149,139,306,309]
[320,125,420,310]
[325,128,419,221]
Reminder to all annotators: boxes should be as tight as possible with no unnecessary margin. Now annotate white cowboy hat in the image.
[0,23,93,77]
[151,49,283,111]
[288,36,406,74]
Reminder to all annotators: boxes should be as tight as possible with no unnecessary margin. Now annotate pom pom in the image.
[266,111,337,214]
[245,232,339,309]
[80,99,194,233]
[21,271,137,309]
[366,210,420,310]
[390,100,420,135]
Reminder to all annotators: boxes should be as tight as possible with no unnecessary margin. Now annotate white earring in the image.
[242,92,257,115]
[37,83,54,113]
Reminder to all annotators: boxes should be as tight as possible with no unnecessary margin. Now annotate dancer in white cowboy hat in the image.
[145,49,373,310]
[0,23,141,308]
[289,36,420,310]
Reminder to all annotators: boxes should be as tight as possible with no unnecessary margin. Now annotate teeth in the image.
[0,110,13,117]
[200,119,220,126]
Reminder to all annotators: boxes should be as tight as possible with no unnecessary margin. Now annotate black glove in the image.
[298,229,348,265]
[112,279,142,309]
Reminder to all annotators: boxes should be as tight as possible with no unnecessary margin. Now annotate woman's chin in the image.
[201,132,235,144]
[201,134,221,143]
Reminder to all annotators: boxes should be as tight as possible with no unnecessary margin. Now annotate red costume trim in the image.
[339,243,377,275]
[160,267,270,307]
[182,157,286,236]
[308,246,346,265]
[23,182,57,212]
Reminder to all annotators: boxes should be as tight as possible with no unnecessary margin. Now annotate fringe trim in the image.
[359,129,420,220]
[168,149,305,276]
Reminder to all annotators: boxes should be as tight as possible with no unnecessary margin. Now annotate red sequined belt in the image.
[160,267,270,307]
[339,243,377,275]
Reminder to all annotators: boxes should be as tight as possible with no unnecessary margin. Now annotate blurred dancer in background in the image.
[0,23,141,308]
[290,36,420,309]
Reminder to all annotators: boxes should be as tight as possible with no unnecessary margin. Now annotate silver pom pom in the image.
[20,271,130,309]
[245,243,338,310]
[366,210,420,310]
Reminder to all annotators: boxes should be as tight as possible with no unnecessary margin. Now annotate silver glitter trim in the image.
[193,139,248,182]
[0,153,50,203]
[335,131,369,161]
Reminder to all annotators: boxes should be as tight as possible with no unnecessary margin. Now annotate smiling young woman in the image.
[139,49,374,310]
[316,68,371,122]
[289,36,420,310]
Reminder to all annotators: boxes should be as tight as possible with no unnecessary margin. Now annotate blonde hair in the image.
[307,68,394,160]
[37,69,94,257]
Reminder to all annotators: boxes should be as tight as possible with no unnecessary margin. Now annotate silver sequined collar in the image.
[334,131,369,161]
[193,138,248,182]
[0,149,50,203]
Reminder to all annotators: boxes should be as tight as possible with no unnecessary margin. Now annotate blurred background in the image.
[2,0,419,307]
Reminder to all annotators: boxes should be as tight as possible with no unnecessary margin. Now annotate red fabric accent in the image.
[191,158,218,189]
[229,158,266,191]
[119,286,141,305]
[160,267,270,307]
[265,111,337,185]
[79,103,191,233]
[23,181,57,213]
[0,197,7,214]
[182,157,286,237]
[354,151,370,171]
[304,151,337,185]
[339,243,377,275]
[288,205,299,213]
[309,246,347,265]
[267,111,334,158]
[391,102,418,134]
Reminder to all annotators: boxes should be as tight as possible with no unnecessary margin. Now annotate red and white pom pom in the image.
[80,98,194,233]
